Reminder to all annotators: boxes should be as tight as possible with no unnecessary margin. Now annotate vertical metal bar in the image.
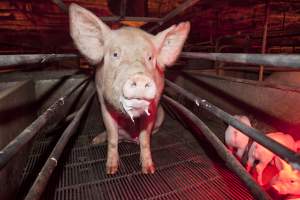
[24,92,95,200]
[162,95,272,200]
[0,78,89,170]
[259,0,270,81]
[120,0,127,19]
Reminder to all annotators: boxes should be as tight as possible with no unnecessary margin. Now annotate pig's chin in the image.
[119,96,151,122]
[272,185,286,194]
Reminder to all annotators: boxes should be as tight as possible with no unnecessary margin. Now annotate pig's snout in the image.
[123,74,156,100]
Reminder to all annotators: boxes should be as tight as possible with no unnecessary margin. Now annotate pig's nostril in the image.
[145,83,150,88]
[131,82,137,87]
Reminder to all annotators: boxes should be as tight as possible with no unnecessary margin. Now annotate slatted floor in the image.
[18,97,255,200]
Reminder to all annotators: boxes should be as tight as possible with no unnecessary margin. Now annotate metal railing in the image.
[0,78,90,169]
[163,95,272,200]
[165,79,300,171]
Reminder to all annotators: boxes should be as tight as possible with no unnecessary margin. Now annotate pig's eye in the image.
[111,48,121,60]
[148,56,152,61]
[113,52,119,58]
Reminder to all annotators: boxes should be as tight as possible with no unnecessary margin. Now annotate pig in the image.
[69,4,190,174]
[247,132,297,185]
[271,157,300,195]
[224,115,251,159]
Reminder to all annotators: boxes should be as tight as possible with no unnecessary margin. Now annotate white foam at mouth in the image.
[120,96,150,122]
[145,109,150,116]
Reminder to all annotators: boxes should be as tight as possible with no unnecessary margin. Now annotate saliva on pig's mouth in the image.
[119,96,152,122]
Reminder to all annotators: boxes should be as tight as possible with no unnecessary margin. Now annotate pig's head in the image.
[271,159,300,195]
[69,4,190,119]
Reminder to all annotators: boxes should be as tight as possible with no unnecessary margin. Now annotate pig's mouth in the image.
[119,96,151,122]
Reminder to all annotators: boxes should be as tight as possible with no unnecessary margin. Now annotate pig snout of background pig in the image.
[271,157,300,195]
[224,115,251,159]
[247,132,296,185]
[69,4,190,174]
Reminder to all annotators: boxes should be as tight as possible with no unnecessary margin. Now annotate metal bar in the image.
[180,71,300,93]
[180,52,300,68]
[120,0,127,19]
[0,78,89,170]
[259,0,270,81]
[212,66,300,72]
[148,0,200,32]
[116,16,160,22]
[0,54,78,68]
[52,0,68,13]
[165,79,300,170]
[53,0,159,23]
[162,95,272,200]
[24,92,95,200]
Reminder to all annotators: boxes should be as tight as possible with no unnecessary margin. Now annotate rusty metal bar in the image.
[0,78,89,170]
[162,95,272,200]
[259,0,270,81]
[149,0,200,32]
[165,79,300,170]
[0,54,78,68]
[180,52,300,68]
[24,92,95,200]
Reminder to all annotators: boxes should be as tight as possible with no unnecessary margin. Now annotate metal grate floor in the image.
[18,98,255,200]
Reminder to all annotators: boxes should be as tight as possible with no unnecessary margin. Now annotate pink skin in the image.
[247,132,297,185]
[123,74,156,100]
[69,4,190,174]
[225,115,251,159]
[271,157,300,195]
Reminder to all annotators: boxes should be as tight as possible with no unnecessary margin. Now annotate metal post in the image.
[23,92,95,200]
[259,0,270,81]
[0,78,90,170]
[165,79,300,170]
[120,0,127,19]
[163,95,272,200]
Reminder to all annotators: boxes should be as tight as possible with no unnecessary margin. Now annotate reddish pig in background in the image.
[271,157,300,195]
[247,132,297,185]
[69,4,190,174]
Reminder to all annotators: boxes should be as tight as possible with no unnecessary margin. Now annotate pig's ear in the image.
[69,3,110,65]
[154,22,190,68]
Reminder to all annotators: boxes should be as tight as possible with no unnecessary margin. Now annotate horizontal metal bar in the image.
[181,52,300,68]
[165,79,300,170]
[0,78,89,170]
[24,92,95,200]
[149,0,200,32]
[162,95,272,200]
[52,0,160,23]
[0,54,78,67]
[101,16,161,22]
